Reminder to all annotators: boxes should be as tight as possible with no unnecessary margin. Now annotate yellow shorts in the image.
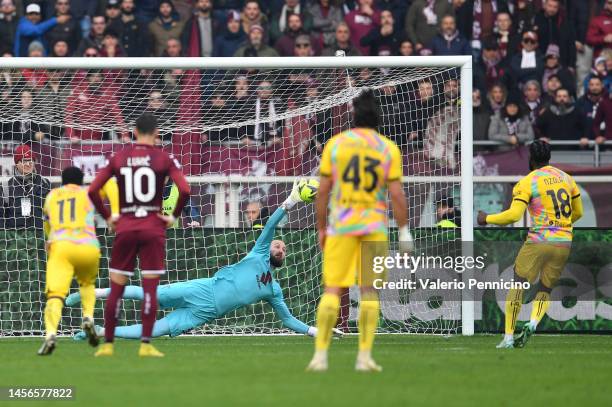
[46,241,101,299]
[322,232,388,288]
[514,241,571,288]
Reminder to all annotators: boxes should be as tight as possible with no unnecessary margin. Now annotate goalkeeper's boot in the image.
[514,323,535,348]
[139,343,165,358]
[496,336,514,349]
[355,354,383,373]
[94,343,114,357]
[306,351,328,372]
[65,292,81,307]
[81,317,99,348]
[37,334,56,356]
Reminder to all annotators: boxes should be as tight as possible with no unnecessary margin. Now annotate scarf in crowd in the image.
[483,54,502,81]
[520,49,537,69]
[504,114,520,135]
[525,98,541,122]
[279,4,301,34]
[443,30,459,43]
[423,0,438,26]
[473,0,498,45]
[187,16,201,57]
[254,97,277,141]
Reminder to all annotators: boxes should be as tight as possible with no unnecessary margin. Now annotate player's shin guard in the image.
[44,297,64,338]
[529,291,551,329]
[79,284,96,319]
[358,296,379,353]
[141,278,160,343]
[505,288,524,335]
[314,293,340,351]
[104,281,126,343]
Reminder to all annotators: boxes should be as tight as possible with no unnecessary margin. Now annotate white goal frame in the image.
[0,56,474,335]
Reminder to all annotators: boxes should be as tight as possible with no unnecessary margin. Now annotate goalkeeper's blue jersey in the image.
[210,207,309,334]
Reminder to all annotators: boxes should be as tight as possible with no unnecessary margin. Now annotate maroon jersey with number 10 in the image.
[88,144,190,234]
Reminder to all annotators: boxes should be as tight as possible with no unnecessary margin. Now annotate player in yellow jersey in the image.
[477,140,583,348]
[38,167,102,355]
[306,89,411,372]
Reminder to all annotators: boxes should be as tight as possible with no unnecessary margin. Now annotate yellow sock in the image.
[505,288,524,335]
[314,293,340,351]
[44,298,64,337]
[358,296,379,352]
[530,291,551,325]
[79,284,95,319]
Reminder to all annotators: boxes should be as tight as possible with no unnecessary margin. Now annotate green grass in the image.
[1,335,610,406]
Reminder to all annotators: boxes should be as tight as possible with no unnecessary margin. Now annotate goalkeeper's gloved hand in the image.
[282,180,302,210]
[307,326,344,339]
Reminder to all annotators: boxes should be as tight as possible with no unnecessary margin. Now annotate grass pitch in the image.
[1,335,610,406]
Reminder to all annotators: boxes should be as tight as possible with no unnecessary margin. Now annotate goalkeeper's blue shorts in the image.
[159,278,218,337]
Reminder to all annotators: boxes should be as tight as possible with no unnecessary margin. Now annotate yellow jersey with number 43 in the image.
[319,128,402,236]
[513,165,580,242]
[44,184,98,247]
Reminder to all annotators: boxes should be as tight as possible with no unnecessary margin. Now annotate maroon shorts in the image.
[109,230,166,276]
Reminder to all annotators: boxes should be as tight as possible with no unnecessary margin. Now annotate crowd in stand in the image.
[0,0,610,153]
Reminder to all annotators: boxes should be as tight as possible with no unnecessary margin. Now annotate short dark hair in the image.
[353,88,380,130]
[529,140,551,165]
[62,166,84,186]
[135,113,158,135]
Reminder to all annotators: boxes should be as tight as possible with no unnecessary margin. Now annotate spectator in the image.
[82,46,98,57]
[429,14,471,56]
[105,0,122,24]
[0,144,50,230]
[45,0,80,54]
[486,82,506,114]
[569,0,592,98]
[134,0,159,23]
[99,28,124,57]
[492,11,519,62]
[164,37,183,56]
[513,0,537,34]
[213,10,246,57]
[424,78,460,169]
[542,73,562,107]
[360,9,401,56]
[240,0,269,41]
[204,91,231,142]
[454,0,509,59]
[50,39,70,57]
[536,87,585,143]
[14,3,69,56]
[143,90,174,143]
[234,24,279,57]
[522,79,544,124]
[377,83,408,145]
[344,0,380,55]
[246,80,283,146]
[488,94,534,149]
[69,0,99,38]
[473,88,491,142]
[541,44,575,96]
[182,0,224,57]
[321,22,361,56]
[35,69,70,140]
[405,0,453,54]
[308,0,342,50]
[107,0,151,57]
[149,0,185,56]
[508,30,544,89]
[293,34,314,56]
[407,79,440,143]
[223,75,252,141]
[593,92,612,144]
[0,0,18,54]
[586,0,612,60]
[1,89,45,142]
[21,41,48,89]
[583,56,612,96]
[397,37,414,56]
[533,0,576,69]
[243,200,269,229]
[76,14,106,55]
[275,13,314,57]
[577,76,606,146]
[270,0,313,44]
[64,70,128,142]
[474,39,506,93]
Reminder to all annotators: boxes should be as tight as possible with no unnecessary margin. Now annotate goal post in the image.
[0,55,473,337]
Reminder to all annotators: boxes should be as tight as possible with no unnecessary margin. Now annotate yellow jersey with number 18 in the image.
[319,128,402,236]
[512,165,580,242]
[43,184,99,248]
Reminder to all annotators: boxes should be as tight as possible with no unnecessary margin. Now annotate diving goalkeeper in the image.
[68,182,342,340]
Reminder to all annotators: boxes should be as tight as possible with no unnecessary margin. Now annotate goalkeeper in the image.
[68,182,341,340]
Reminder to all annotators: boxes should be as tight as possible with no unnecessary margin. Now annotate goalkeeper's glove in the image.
[282,180,302,210]
[307,326,344,339]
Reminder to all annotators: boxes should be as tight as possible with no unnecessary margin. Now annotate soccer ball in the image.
[298,179,319,203]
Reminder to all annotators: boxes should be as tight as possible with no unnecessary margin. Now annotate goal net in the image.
[0,56,472,337]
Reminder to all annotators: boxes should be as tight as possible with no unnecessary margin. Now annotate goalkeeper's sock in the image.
[529,291,551,330]
[505,287,524,335]
[44,297,64,338]
[141,278,160,343]
[104,281,125,343]
[314,292,340,351]
[79,284,95,320]
[358,296,380,353]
